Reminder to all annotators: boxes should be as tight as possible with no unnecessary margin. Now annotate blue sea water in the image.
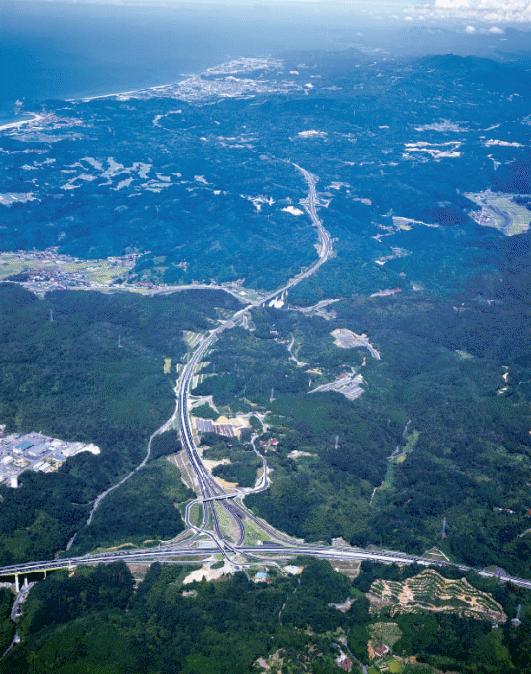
[0,1,379,125]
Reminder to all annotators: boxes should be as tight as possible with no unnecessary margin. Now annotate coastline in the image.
[0,76,189,132]
[0,75,191,131]
[0,72,197,128]
[0,114,44,132]
[66,78,190,103]
[0,70,198,131]
[0,55,274,131]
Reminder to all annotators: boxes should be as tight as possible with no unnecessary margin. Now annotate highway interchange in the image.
[2,163,531,598]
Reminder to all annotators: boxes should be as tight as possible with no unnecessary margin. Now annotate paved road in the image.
[5,163,531,599]
[2,543,531,591]
[173,162,334,556]
[0,163,330,581]
[64,413,178,551]
[10,582,35,621]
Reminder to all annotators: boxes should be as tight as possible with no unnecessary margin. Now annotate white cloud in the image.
[407,0,531,23]
[465,24,476,31]
[436,0,470,7]
[489,25,505,32]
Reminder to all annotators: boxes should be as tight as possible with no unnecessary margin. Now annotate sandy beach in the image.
[0,114,44,132]
[68,81,184,104]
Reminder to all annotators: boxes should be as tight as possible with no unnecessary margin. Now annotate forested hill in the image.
[0,284,241,565]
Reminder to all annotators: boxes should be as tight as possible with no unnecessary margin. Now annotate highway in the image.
[3,542,531,591]
[172,161,334,559]
[0,162,330,581]
[4,162,531,604]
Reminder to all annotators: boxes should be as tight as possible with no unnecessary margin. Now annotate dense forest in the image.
[200,433,263,488]
[0,284,241,564]
[2,558,530,673]
[1,45,531,674]
[2,52,530,296]
[71,456,195,554]
[195,265,531,574]
[0,589,15,657]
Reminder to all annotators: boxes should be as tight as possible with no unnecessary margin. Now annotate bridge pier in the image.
[14,574,19,593]
[23,575,28,589]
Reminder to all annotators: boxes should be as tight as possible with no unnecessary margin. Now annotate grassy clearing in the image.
[170,452,200,495]
[182,331,203,347]
[213,502,239,543]
[242,517,278,545]
[331,559,361,580]
[401,430,419,455]
[423,547,450,562]
[369,661,406,674]
[370,622,403,649]
[188,503,204,528]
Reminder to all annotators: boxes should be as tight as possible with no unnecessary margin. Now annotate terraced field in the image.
[368,568,506,623]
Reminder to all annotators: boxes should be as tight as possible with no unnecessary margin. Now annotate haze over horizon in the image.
[2,0,531,667]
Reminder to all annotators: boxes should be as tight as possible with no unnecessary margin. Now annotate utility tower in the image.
[441,517,447,539]
[270,387,275,402]
[335,435,339,449]
[49,309,53,322]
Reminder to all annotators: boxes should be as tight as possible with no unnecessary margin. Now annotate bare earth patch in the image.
[367,568,506,623]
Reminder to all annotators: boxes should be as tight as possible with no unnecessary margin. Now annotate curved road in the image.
[2,543,531,591]
[4,164,529,603]
[53,161,330,571]
[175,162,332,554]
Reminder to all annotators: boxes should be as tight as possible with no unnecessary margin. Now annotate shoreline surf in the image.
[0,56,273,131]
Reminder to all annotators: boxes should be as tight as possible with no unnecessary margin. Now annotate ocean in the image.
[0,1,381,125]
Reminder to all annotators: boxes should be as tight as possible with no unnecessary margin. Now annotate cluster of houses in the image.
[258,438,279,450]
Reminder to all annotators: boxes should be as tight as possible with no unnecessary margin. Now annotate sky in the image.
[9,0,531,25]
[407,0,531,24]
